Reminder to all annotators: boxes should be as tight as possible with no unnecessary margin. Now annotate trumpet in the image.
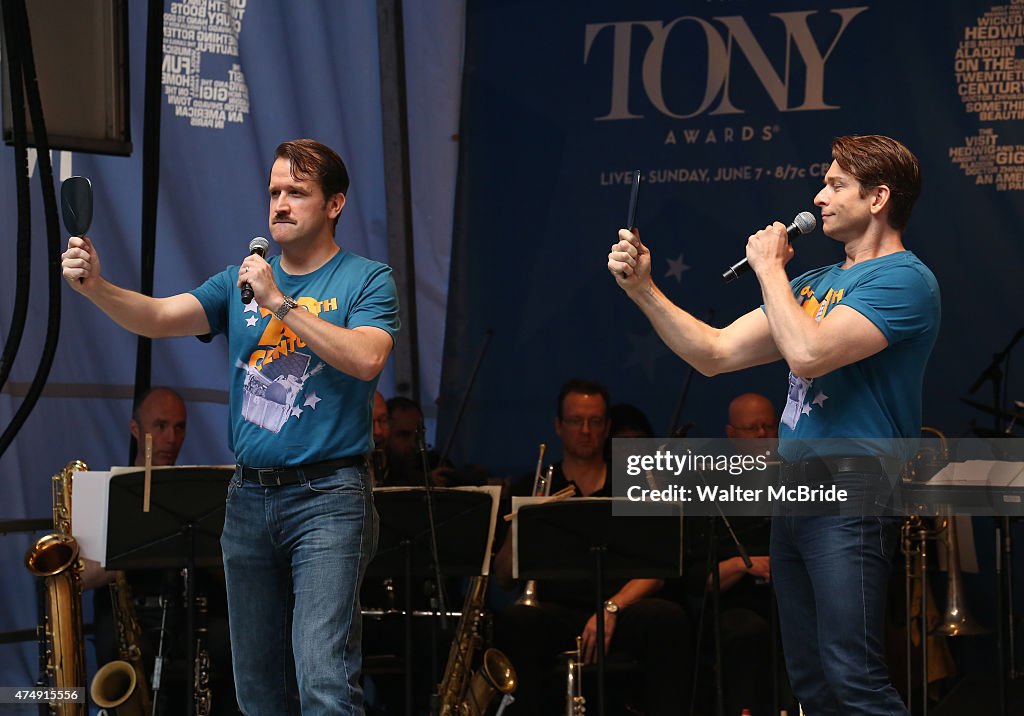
[516,445,553,608]
[564,636,585,716]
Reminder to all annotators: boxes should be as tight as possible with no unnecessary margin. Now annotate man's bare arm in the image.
[750,224,888,378]
[608,228,782,376]
[62,236,210,337]
[237,254,393,381]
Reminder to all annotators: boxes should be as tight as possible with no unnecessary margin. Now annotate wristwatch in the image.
[274,295,298,321]
[603,599,620,615]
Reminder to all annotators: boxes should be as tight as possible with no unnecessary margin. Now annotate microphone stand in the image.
[966,326,1023,716]
[967,326,1023,433]
[437,330,492,468]
[416,423,449,625]
[417,422,451,716]
[697,469,752,716]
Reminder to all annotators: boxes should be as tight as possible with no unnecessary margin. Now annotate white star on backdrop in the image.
[801,403,813,416]
[243,299,259,314]
[245,316,258,327]
[303,393,322,410]
[812,391,829,407]
[665,254,690,283]
[291,406,303,418]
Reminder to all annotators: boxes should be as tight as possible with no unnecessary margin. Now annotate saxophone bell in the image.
[436,577,518,716]
[91,570,153,716]
[25,532,80,577]
[91,660,144,714]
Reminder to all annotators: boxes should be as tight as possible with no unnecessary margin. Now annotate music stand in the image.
[73,466,232,716]
[512,497,682,716]
[369,486,500,716]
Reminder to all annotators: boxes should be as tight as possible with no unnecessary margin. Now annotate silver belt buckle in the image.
[257,468,282,486]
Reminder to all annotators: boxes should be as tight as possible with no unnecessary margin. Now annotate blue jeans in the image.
[221,464,378,715]
[771,512,908,716]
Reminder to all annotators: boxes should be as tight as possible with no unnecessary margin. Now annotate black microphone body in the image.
[240,236,270,304]
[721,211,816,283]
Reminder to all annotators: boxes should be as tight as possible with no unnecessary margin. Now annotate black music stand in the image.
[513,498,683,716]
[684,516,779,716]
[86,466,232,716]
[101,467,232,570]
[369,486,499,716]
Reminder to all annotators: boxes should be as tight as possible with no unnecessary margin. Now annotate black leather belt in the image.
[779,455,891,483]
[238,456,366,487]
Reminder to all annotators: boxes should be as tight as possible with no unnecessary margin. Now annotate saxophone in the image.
[436,576,517,716]
[90,571,153,716]
[24,460,88,716]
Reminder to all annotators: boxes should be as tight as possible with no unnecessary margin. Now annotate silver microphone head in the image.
[249,236,270,254]
[792,211,816,235]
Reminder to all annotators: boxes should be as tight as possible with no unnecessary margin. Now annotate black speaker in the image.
[2,0,131,155]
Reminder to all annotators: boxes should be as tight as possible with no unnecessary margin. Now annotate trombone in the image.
[901,427,983,713]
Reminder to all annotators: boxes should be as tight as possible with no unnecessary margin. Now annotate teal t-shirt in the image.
[190,249,400,467]
[776,251,940,462]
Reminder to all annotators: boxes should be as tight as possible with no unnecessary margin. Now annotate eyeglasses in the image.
[560,416,608,430]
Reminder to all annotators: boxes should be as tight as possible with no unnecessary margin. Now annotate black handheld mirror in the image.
[61,176,93,235]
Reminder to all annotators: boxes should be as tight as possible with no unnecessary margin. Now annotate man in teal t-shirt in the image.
[608,135,937,715]
[62,139,399,715]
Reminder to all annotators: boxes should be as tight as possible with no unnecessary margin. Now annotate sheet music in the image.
[922,460,1024,487]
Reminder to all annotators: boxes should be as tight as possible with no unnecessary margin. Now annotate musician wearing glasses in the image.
[492,379,692,715]
[609,135,939,715]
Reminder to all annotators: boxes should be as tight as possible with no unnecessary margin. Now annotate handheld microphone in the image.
[240,236,270,304]
[721,211,816,283]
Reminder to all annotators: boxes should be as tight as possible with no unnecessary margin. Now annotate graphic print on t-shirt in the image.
[239,295,335,433]
[780,281,843,430]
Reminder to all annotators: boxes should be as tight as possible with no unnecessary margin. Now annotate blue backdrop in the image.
[0,0,463,693]
[3,0,1024,701]
[440,0,1024,474]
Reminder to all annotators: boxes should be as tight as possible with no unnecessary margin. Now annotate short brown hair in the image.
[273,138,350,199]
[556,379,609,420]
[831,135,921,231]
